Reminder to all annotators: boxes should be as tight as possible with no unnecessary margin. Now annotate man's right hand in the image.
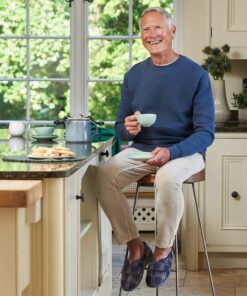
[124,111,141,136]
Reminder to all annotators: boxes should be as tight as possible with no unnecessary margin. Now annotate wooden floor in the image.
[112,232,247,296]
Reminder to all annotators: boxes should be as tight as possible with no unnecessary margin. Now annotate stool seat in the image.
[137,169,205,186]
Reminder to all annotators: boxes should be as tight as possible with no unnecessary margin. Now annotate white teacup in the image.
[136,113,157,127]
[9,121,26,136]
[9,137,25,151]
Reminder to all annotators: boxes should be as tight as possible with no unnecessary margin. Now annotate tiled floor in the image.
[112,232,247,296]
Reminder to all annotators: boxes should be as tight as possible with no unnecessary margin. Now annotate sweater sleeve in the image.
[168,73,215,159]
[115,75,136,141]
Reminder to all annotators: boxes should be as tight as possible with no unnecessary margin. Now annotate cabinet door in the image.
[205,138,247,251]
[211,0,247,59]
[65,175,79,296]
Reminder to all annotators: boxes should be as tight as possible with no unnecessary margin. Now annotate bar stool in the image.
[119,169,216,296]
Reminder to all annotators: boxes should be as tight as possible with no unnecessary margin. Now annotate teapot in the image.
[54,115,103,143]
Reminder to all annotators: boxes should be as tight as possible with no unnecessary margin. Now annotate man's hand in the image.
[145,147,171,167]
[125,111,141,136]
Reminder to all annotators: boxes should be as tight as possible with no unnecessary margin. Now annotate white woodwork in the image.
[211,0,247,58]
[205,136,247,251]
[42,178,65,296]
[0,209,16,295]
[26,199,42,224]
[0,208,31,296]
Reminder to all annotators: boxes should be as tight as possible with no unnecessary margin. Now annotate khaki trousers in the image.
[95,147,204,248]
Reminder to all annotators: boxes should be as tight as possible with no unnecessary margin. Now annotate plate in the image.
[27,154,75,159]
[32,134,58,141]
[128,152,154,161]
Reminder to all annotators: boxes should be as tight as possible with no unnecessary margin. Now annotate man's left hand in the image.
[145,147,171,167]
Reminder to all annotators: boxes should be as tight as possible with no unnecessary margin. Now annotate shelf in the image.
[80,221,92,239]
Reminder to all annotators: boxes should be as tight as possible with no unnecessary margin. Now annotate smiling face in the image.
[140,11,176,64]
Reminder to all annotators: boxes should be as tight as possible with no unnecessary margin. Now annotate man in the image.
[96,7,214,291]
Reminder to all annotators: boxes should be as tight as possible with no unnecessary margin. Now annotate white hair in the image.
[139,7,173,29]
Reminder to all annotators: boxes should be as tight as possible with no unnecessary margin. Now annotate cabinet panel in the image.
[205,137,247,250]
[211,0,247,58]
[222,157,247,229]
[65,175,79,296]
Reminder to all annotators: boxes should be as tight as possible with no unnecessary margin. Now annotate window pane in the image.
[30,39,70,78]
[0,1,26,35]
[30,0,70,36]
[89,40,129,79]
[88,0,129,36]
[0,81,26,120]
[89,82,122,121]
[133,38,149,64]
[132,0,173,35]
[0,39,26,78]
[30,81,70,120]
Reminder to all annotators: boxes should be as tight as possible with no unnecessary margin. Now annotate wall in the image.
[181,0,247,109]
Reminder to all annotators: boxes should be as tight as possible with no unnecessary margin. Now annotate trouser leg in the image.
[95,147,156,244]
[155,153,205,248]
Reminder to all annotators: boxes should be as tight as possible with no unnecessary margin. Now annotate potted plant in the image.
[202,44,232,125]
[232,88,247,122]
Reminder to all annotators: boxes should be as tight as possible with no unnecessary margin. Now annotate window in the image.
[0,0,178,125]
[0,0,70,124]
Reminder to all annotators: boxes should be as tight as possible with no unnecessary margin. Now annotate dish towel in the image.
[92,127,121,156]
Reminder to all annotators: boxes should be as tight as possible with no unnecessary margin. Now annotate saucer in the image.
[32,134,58,141]
[128,152,154,161]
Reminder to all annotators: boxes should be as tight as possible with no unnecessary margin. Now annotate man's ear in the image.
[171,24,176,39]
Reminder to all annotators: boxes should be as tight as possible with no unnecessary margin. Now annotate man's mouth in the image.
[148,40,161,45]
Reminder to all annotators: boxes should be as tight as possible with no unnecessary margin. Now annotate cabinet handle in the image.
[231,191,239,198]
[76,193,85,202]
[100,150,109,157]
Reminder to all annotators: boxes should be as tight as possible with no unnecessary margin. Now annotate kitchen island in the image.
[0,130,113,296]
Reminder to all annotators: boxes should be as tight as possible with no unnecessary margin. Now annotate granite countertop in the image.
[0,129,113,179]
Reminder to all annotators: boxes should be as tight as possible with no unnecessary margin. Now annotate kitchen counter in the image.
[0,129,113,179]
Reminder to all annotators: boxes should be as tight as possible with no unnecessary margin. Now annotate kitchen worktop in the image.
[0,129,113,179]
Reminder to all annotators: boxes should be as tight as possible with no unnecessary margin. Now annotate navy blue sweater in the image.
[115,56,215,159]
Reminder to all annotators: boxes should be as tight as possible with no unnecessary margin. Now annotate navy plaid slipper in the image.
[120,241,153,291]
[146,250,173,288]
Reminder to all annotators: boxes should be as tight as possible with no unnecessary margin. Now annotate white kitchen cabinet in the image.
[205,133,247,252]
[211,0,247,59]
[185,132,247,270]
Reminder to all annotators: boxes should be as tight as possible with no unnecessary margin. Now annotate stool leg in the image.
[175,234,179,296]
[119,183,141,296]
[192,183,216,296]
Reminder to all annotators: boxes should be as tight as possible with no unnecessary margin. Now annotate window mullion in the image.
[129,0,133,69]
[70,0,87,117]
[26,0,31,124]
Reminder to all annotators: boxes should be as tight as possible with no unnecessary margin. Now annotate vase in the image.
[212,80,231,126]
